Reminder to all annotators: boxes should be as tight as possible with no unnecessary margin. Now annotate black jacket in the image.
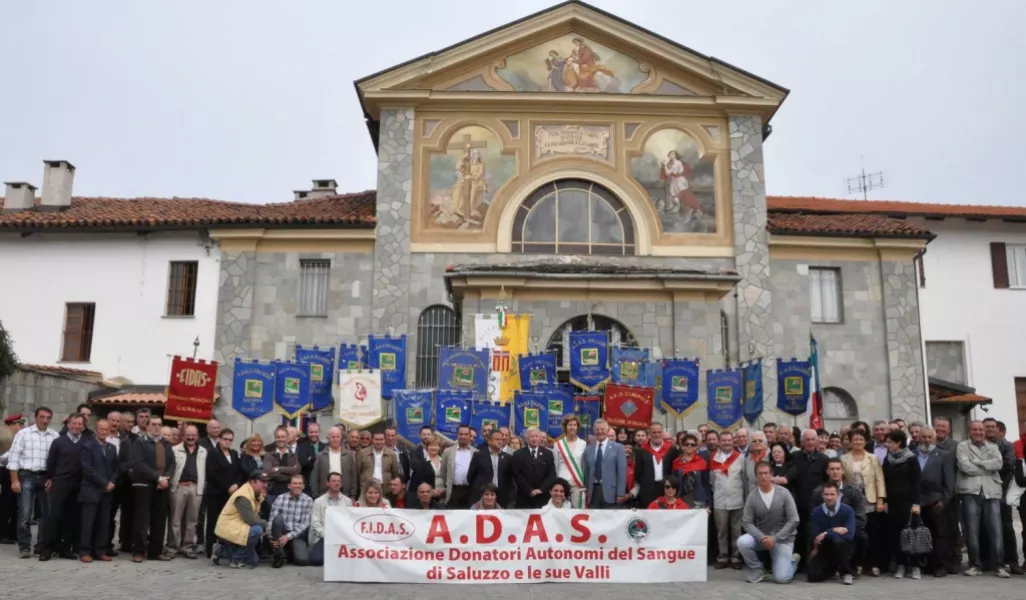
[882,454,922,507]
[786,450,829,510]
[407,458,441,508]
[206,448,244,497]
[129,436,175,484]
[917,447,955,507]
[511,446,556,508]
[633,444,675,508]
[46,435,84,483]
[296,441,322,485]
[391,446,412,483]
[79,438,119,503]
[467,449,514,508]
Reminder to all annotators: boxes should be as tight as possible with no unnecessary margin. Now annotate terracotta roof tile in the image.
[767,196,1026,220]
[91,392,168,406]
[18,363,103,378]
[766,213,933,238]
[932,392,992,405]
[0,191,376,230]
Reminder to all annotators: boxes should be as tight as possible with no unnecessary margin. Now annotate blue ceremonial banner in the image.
[742,360,764,425]
[295,345,335,412]
[706,368,743,431]
[660,358,701,417]
[274,361,311,419]
[776,358,811,416]
[517,352,558,389]
[574,395,602,438]
[513,390,549,438]
[568,330,610,392]
[470,401,512,446]
[393,389,434,446]
[338,344,367,369]
[232,359,275,420]
[611,347,649,384]
[437,347,490,398]
[435,389,472,443]
[536,384,575,439]
[368,335,407,399]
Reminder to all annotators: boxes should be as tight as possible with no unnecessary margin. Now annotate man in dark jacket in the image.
[113,411,138,554]
[39,413,87,560]
[79,419,119,562]
[296,422,323,494]
[812,458,867,572]
[916,426,956,576]
[787,429,828,571]
[467,430,514,507]
[129,415,175,562]
[511,428,556,508]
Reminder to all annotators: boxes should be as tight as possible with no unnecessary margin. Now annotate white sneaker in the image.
[842,574,854,585]
[894,565,905,579]
[911,567,921,580]
[963,566,981,576]
[996,567,1011,578]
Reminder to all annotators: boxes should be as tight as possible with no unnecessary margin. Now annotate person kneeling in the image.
[806,481,856,585]
[213,470,270,569]
[737,461,800,584]
[309,471,352,567]
[269,474,313,568]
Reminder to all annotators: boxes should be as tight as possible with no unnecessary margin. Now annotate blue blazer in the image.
[584,440,627,505]
[79,438,119,503]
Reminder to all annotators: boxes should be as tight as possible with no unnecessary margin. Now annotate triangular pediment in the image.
[356,1,787,110]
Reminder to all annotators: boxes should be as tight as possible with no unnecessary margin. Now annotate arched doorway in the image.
[823,386,858,430]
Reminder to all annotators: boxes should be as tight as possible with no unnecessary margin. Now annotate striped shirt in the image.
[7,427,59,472]
[270,492,313,541]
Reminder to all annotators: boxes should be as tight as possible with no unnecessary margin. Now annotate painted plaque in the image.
[428,126,516,230]
[497,35,647,94]
[630,128,717,234]
[534,124,611,162]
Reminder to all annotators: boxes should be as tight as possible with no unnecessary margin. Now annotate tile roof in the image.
[90,392,168,406]
[766,213,933,238]
[767,196,1026,221]
[931,392,992,406]
[0,191,376,231]
[18,363,104,379]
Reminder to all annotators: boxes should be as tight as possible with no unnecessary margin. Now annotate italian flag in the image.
[809,334,824,430]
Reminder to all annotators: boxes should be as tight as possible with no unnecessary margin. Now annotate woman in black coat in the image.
[881,429,922,579]
[406,437,444,508]
[205,428,244,557]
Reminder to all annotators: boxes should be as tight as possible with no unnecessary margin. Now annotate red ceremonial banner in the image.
[603,383,654,429]
[165,355,218,423]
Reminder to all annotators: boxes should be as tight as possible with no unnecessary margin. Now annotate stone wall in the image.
[880,259,928,421]
[925,341,966,385]
[0,369,100,421]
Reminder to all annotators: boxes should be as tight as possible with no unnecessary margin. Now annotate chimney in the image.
[3,182,38,212]
[307,178,338,198]
[40,160,75,211]
[293,190,310,201]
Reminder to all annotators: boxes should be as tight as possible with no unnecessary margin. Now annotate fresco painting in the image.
[497,35,647,94]
[630,128,717,234]
[427,126,516,230]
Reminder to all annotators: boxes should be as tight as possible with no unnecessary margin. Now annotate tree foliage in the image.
[0,320,17,384]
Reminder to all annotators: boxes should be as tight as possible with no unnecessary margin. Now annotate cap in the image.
[248,469,271,482]
[4,414,25,426]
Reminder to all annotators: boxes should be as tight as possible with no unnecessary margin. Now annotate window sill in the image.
[162,315,196,319]
[58,360,92,365]
[297,314,328,319]
[811,320,844,326]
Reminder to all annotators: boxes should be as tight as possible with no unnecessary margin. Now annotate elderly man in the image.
[734,428,750,456]
[168,425,206,559]
[916,426,955,577]
[711,430,745,569]
[130,416,175,563]
[956,420,1009,577]
[584,419,626,509]
[511,428,557,509]
[787,429,828,571]
[311,427,357,499]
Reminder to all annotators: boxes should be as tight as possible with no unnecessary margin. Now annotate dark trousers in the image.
[794,507,811,571]
[449,485,471,509]
[887,501,916,567]
[852,528,869,569]
[196,493,206,548]
[310,539,324,566]
[807,536,855,581]
[80,495,112,558]
[132,485,168,558]
[866,511,890,570]
[0,467,17,540]
[204,493,229,557]
[706,506,717,565]
[923,501,953,572]
[14,471,48,552]
[40,479,80,554]
[1019,502,1026,566]
[947,496,962,568]
[270,513,310,565]
[999,501,1019,567]
[117,482,135,551]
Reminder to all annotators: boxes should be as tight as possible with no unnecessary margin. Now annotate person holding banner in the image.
[649,475,689,509]
[553,415,588,509]
[546,479,573,509]
[584,419,626,509]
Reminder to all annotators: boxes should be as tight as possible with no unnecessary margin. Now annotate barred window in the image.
[165,261,199,317]
[299,259,330,317]
[415,305,461,387]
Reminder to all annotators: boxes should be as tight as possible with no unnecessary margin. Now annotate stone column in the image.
[729,115,780,416]
[213,250,256,433]
[670,296,725,430]
[880,259,928,420]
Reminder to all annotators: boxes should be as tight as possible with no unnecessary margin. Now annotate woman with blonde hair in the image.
[508,436,523,451]
[239,433,265,475]
[355,482,391,509]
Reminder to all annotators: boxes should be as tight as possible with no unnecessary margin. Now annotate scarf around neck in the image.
[887,447,915,466]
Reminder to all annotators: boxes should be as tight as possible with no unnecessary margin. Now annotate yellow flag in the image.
[500,314,531,405]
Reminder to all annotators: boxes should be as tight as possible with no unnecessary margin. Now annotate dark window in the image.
[415,305,461,387]
[165,261,199,316]
[62,303,95,362]
[546,315,637,369]
[720,310,730,366]
[299,259,330,317]
[512,179,635,256]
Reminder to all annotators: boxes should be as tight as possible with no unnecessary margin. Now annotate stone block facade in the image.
[925,341,966,385]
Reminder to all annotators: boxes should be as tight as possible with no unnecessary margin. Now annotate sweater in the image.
[741,484,799,544]
[809,502,856,543]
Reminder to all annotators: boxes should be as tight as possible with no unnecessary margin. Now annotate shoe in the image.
[272,553,285,569]
[911,567,921,580]
[38,554,50,562]
[746,569,769,583]
[714,559,729,569]
[80,556,93,563]
[934,569,947,577]
[855,566,863,578]
[156,553,173,561]
[870,567,880,577]
[1009,564,1025,575]
[97,555,112,562]
[730,561,743,570]
[58,551,78,560]
[132,555,144,563]
[963,566,981,576]
[842,574,853,585]
[184,551,197,559]
[18,549,30,559]
[894,565,905,579]
[996,567,1011,578]
[230,560,242,569]
[0,538,15,545]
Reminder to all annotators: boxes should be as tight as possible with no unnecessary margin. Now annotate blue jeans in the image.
[16,471,49,552]
[220,524,263,566]
[960,493,1002,569]
[737,533,797,583]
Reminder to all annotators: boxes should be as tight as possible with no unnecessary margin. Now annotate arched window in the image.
[512,179,636,255]
[415,305,461,387]
[823,387,858,422]
[546,315,637,372]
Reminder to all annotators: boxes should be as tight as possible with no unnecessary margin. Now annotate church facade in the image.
[209,2,931,436]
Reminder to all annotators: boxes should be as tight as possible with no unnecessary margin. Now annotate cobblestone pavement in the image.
[2,544,1025,600]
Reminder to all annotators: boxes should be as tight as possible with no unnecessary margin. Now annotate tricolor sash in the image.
[556,437,586,490]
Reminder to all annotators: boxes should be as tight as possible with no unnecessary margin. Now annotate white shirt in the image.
[372,449,383,482]
[714,450,731,463]
[329,449,341,475]
[759,486,775,510]
[453,447,473,486]
[107,434,121,453]
[7,426,59,472]
[649,442,666,482]
[491,452,500,486]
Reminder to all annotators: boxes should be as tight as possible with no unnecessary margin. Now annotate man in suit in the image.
[385,427,411,484]
[113,411,138,554]
[584,419,626,509]
[78,418,119,562]
[787,429,829,570]
[357,431,400,503]
[915,426,956,577]
[633,422,673,508]
[511,428,557,508]
[296,422,323,494]
[468,429,513,507]
[476,423,495,452]
[409,426,435,471]
[39,413,87,560]
[129,415,176,563]
[440,425,477,508]
[311,426,358,499]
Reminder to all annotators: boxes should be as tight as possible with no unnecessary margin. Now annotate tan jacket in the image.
[439,444,478,503]
[311,447,358,499]
[841,451,887,504]
[356,447,399,500]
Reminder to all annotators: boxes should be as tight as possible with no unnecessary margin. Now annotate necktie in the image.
[532,449,537,459]
[595,442,603,483]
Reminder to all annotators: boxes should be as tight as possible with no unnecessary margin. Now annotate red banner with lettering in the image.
[603,383,654,429]
[165,356,218,423]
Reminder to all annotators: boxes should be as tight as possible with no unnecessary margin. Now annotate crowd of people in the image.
[1,403,1025,586]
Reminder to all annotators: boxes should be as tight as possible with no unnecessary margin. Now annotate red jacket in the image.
[648,497,689,510]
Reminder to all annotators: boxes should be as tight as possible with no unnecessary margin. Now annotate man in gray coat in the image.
[738,461,800,584]
[584,419,626,509]
[956,420,1009,578]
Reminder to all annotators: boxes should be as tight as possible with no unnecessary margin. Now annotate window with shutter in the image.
[991,242,1010,288]
[62,303,95,362]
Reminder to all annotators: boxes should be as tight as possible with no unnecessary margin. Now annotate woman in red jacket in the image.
[649,475,689,509]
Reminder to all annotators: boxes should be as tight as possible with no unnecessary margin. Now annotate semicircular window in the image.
[512,179,636,255]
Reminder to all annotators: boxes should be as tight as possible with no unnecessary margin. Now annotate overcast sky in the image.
[1,0,1024,205]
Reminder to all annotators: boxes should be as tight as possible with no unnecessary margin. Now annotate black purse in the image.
[899,513,933,555]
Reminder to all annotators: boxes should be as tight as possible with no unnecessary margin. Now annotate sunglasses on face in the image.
[683,442,697,447]
[664,484,675,489]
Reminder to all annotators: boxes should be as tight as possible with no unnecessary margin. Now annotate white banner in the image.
[474,314,502,403]
[325,507,707,583]
[335,369,383,428]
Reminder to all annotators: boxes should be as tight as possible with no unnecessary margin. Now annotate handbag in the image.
[899,513,933,556]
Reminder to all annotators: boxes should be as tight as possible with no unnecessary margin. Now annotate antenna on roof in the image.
[846,157,885,200]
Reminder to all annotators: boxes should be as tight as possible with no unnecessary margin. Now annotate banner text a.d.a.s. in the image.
[324,507,707,584]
